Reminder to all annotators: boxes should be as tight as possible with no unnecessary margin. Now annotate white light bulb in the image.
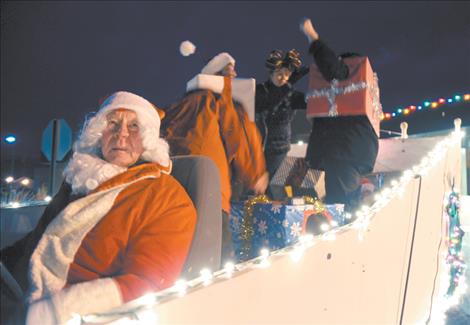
[260,248,270,258]
[402,169,413,180]
[299,234,314,244]
[66,313,82,325]
[258,248,271,268]
[224,262,235,278]
[138,293,157,306]
[200,268,213,286]
[11,202,19,208]
[44,196,52,202]
[289,246,304,263]
[320,223,330,232]
[382,188,391,197]
[322,233,337,241]
[174,279,187,297]
[136,308,158,323]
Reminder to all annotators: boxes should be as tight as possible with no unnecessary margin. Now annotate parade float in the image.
[1,47,468,322]
[65,117,465,325]
[1,85,468,324]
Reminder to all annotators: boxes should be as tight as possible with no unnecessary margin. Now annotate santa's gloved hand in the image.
[26,297,57,325]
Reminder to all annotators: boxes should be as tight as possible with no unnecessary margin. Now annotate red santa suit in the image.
[1,162,196,323]
[161,76,266,213]
[1,90,197,324]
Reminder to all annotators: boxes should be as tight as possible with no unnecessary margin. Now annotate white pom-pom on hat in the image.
[180,40,196,57]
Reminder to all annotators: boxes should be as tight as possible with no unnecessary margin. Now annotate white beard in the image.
[63,153,127,195]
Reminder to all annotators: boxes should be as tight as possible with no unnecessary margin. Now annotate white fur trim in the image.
[99,91,160,134]
[26,297,56,325]
[28,175,156,303]
[201,52,235,75]
[186,74,256,121]
[51,278,122,324]
[64,153,127,195]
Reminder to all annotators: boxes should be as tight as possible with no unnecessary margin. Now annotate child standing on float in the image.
[255,49,310,180]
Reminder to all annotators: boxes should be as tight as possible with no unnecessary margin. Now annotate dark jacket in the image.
[305,40,379,173]
[255,67,309,155]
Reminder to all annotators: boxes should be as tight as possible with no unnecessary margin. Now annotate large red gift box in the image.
[306,56,382,137]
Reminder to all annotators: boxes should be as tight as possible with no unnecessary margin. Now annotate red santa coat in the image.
[3,163,196,322]
[162,77,266,213]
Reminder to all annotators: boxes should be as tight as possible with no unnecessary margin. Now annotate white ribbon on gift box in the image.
[305,73,383,120]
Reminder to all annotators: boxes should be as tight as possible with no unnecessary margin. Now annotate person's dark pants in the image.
[264,151,287,199]
[323,158,363,212]
[265,151,287,181]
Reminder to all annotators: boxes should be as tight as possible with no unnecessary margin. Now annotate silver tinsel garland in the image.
[306,73,383,119]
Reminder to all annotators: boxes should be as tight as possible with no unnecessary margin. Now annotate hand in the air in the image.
[300,18,319,43]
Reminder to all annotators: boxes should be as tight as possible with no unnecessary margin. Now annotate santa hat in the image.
[98,91,162,134]
[201,52,236,75]
[73,91,170,168]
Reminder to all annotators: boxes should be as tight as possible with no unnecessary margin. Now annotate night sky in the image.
[1,1,469,162]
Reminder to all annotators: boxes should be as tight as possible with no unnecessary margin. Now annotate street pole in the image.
[11,144,15,177]
[48,119,60,196]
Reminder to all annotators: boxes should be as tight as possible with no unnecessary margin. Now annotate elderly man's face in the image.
[101,109,144,167]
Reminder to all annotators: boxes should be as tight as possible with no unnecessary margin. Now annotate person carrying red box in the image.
[300,18,380,213]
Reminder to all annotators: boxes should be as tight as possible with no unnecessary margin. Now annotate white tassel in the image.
[180,40,196,57]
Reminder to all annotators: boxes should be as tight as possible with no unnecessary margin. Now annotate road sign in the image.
[41,119,72,161]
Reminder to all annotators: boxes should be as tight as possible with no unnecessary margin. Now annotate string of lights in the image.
[426,190,467,325]
[381,93,470,121]
[80,121,465,325]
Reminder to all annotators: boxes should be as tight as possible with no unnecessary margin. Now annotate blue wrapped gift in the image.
[229,201,345,262]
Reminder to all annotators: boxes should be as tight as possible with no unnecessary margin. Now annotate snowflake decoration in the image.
[276,232,282,239]
[258,220,268,235]
[290,222,302,237]
[271,204,282,214]
[286,206,297,214]
[282,219,289,228]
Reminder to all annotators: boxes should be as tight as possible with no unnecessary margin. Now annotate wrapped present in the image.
[229,197,345,262]
[186,74,256,121]
[306,56,382,136]
[270,156,325,200]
